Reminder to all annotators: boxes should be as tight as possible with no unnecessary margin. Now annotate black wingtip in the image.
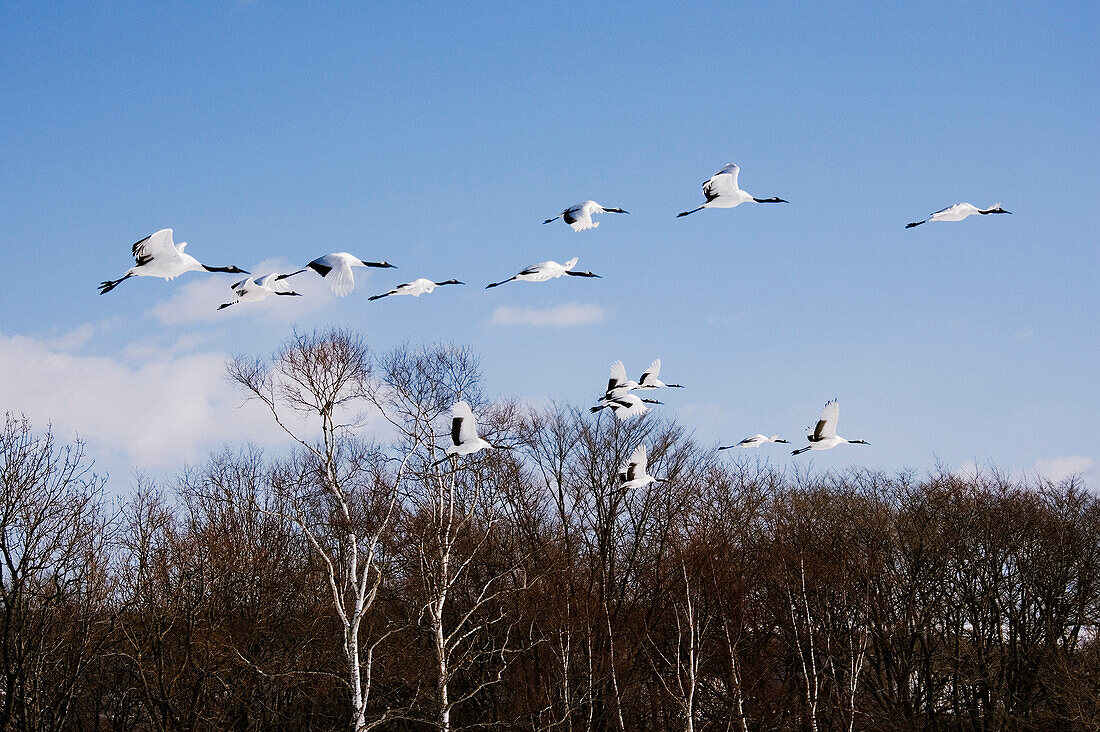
[905,221,923,228]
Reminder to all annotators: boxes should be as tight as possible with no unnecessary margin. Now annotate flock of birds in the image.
[99,161,1010,483]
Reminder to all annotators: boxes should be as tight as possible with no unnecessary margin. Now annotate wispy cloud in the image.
[40,322,102,352]
[1033,455,1096,485]
[490,302,606,328]
[1015,326,1035,340]
[0,330,289,474]
[955,456,1098,489]
[954,460,981,480]
[145,258,331,325]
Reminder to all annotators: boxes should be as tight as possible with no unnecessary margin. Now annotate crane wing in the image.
[310,254,356,297]
[516,263,546,277]
[614,394,648,420]
[132,229,178,266]
[813,400,839,440]
[638,359,661,386]
[451,401,479,444]
[629,444,647,477]
[703,164,739,200]
[607,360,627,392]
[562,203,585,224]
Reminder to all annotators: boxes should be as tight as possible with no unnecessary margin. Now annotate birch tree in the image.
[229,329,415,731]
[377,343,532,731]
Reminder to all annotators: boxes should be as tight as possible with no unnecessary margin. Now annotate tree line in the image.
[2,329,1097,731]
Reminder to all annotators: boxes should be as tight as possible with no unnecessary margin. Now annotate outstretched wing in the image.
[629,444,647,478]
[614,394,648,420]
[451,400,479,444]
[132,229,178,266]
[607,360,627,393]
[638,359,661,386]
[812,400,839,440]
[310,254,356,297]
[703,163,739,200]
[517,262,548,277]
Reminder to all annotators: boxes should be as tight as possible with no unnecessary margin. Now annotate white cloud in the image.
[40,323,99,351]
[121,332,214,362]
[0,331,291,476]
[1033,455,1096,485]
[1015,326,1035,340]
[954,460,981,480]
[490,302,606,328]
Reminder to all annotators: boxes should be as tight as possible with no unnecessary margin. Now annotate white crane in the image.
[603,360,640,400]
[218,272,302,310]
[368,278,464,301]
[436,400,494,464]
[99,229,248,294]
[619,444,659,490]
[677,163,787,217]
[791,400,869,455]
[718,434,788,450]
[590,393,662,420]
[485,257,601,289]
[635,359,684,391]
[543,201,629,232]
[283,253,396,297]
[906,202,1011,228]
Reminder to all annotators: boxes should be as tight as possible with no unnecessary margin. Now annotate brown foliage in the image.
[3,336,1098,731]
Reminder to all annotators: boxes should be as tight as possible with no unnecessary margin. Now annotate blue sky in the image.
[1,2,1097,485]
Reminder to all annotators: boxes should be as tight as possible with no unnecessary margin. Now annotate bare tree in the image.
[377,343,533,731]
[229,329,415,731]
[0,414,113,732]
